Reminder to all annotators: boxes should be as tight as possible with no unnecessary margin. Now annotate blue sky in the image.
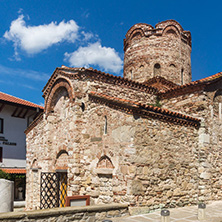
[0,0,222,105]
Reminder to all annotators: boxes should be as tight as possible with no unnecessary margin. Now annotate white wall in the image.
[0,104,37,168]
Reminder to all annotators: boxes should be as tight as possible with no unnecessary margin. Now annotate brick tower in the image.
[123,20,192,85]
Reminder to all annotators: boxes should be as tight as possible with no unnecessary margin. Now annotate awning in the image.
[1,168,26,174]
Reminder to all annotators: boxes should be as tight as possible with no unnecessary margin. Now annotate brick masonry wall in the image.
[26,75,199,210]
[162,82,222,202]
[123,21,192,85]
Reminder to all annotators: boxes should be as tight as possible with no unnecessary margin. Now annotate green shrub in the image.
[0,169,25,181]
[0,169,12,180]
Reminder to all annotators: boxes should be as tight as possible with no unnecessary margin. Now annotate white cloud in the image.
[4,15,79,54]
[18,83,38,90]
[0,64,50,81]
[81,31,94,41]
[64,42,123,73]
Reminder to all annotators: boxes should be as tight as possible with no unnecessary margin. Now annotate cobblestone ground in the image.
[112,201,222,222]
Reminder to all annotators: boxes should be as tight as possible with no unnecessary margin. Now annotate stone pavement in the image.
[111,201,222,222]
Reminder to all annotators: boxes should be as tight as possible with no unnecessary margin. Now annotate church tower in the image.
[123,20,192,85]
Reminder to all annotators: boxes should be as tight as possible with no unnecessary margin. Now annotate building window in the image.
[154,63,161,76]
[0,147,2,162]
[130,70,133,80]
[181,69,184,85]
[104,116,107,135]
[0,118,3,134]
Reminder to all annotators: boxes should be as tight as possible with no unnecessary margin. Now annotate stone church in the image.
[25,20,222,210]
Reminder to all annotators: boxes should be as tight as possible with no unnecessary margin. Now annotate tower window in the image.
[181,69,184,85]
[80,102,85,112]
[154,63,161,76]
[130,70,133,80]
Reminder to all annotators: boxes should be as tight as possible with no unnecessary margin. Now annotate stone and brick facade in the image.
[123,20,191,85]
[25,20,222,211]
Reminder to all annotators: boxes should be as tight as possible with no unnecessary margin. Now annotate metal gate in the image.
[59,173,67,207]
[40,172,67,209]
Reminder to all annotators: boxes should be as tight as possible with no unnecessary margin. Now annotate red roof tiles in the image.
[0,91,44,109]
[42,66,158,98]
[1,168,26,174]
[89,91,201,128]
[159,72,222,99]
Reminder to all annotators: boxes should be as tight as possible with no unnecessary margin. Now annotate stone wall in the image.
[123,20,192,85]
[26,78,199,210]
[162,82,222,202]
[0,203,128,222]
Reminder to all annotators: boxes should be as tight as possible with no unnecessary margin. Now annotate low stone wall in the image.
[0,203,129,222]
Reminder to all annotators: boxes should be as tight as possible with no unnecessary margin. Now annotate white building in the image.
[0,91,43,200]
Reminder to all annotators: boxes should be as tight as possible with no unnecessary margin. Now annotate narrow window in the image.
[181,69,184,85]
[80,102,85,112]
[154,63,161,76]
[130,70,133,80]
[0,147,2,162]
[0,118,3,134]
[104,116,107,135]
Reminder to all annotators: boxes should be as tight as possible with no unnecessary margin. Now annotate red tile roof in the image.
[42,66,158,98]
[199,71,222,83]
[1,168,26,174]
[89,91,201,128]
[159,71,222,99]
[0,91,44,109]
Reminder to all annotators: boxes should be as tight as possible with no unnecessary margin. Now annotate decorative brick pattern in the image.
[123,20,191,85]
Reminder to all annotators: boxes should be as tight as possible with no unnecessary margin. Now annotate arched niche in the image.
[162,25,180,38]
[45,78,74,115]
[97,155,114,169]
[55,150,69,170]
[213,89,222,119]
[131,31,143,40]
[213,89,222,103]
[125,23,153,41]
[128,28,145,42]
[31,158,40,171]
[96,155,114,175]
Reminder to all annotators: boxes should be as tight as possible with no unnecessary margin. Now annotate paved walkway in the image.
[112,201,222,222]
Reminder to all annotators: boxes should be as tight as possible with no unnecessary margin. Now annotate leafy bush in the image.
[0,169,25,181]
[0,169,12,180]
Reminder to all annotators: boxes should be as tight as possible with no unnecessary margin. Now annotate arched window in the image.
[154,63,161,76]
